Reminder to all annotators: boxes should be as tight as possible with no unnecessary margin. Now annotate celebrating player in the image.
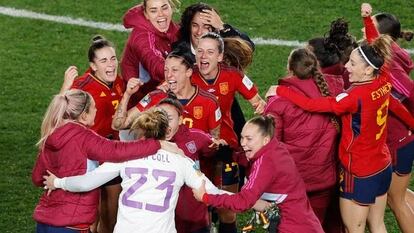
[32,89,180,233]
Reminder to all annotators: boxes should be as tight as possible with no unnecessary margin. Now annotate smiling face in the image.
[164,57,192,94]
[196,38,223,78]
[240,123,270,160]
[158,103,182,140]
[90,46,118,83]
[144,0,173,33]
[190,12,213,48]
[345,49,374,83]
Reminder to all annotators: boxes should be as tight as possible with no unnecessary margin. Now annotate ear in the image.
[218,52,224,63]
[178,115,183,125]
[185,68,193,78]
[364,65,375,78]
[90,62,97,72]
[263,136,270,145]
[143,8,149,19]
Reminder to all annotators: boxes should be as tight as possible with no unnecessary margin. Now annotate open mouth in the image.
[157,18,168,29]
[105,69,116,78]
[168,80,177,89]
[200,61,209,70]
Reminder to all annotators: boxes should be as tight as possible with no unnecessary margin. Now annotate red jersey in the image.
[191,64,258,147]
[277,76,414,176]
[72,70,125,139]
[136,87,221,133]
[171,125,215,232]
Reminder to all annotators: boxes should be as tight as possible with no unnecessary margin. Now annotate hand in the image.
[160,140,185,156]
[157,81,170,93]
[252,199,272,212]
[200,9,225,30]
[192,179,207,202]
[253,99,266,114]
[265,85,278,99]
[42,170,57,196]
[126,78,142,96]
[61,66,78,93]
[208,138,228,149]
[361,3,372,17]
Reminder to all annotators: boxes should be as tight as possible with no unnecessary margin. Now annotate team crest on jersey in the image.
[219,82,229,95]
[193,106,203,119]
[139,94,151,108]
[185,141,197,154]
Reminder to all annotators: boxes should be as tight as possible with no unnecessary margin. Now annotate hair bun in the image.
[401,31,414,41]
[91,35,105,43]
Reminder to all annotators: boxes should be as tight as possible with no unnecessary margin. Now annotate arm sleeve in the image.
[236,73,259,100]
[182,157,223,195]
[389,96,414,129]
[126,31,166,82]
[204,157,272,212]
[208,100,222,130]
[82,129,160,162]
[364,16,380,43]
[54,163,122,192]
[276,86,357,115]
[32,152,46,187]
[219,24,255,50]
[264,97,287,141]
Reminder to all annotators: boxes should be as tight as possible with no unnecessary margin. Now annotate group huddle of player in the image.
[32,1,414,233]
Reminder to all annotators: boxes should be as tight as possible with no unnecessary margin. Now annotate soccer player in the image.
[120,0,179,107]
[43,108,223,233]
[264,47,343,231]
[365,5,414,233]
[113,45,222,139]
[191,32,266,233]
[193,115,324,233]
[32,89,179,233]
[157,97,225,233]
[60,35,126,233]
[267,4,414,232]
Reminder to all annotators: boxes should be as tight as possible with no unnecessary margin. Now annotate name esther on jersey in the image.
[371,82,391,101]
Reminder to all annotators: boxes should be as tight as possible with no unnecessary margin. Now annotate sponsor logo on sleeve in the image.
[139,94,151,108]
[215,108,222,121]
[242,75,253,90]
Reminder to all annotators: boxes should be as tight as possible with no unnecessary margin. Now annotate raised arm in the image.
[361,3,380,43]
[112,78,143,130]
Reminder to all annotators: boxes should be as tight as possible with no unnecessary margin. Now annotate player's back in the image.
[114,149,199,233]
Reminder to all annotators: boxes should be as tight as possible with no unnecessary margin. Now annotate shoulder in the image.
[72,73,94,90]
[197,88,219,104]
[219,64,244,78]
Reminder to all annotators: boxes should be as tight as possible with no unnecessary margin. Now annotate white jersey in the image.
[55,149,221,233]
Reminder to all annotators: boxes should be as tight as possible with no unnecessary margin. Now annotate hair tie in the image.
[357,46,379,70]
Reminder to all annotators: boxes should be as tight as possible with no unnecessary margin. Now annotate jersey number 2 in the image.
[375,99,389,140]
[121,167,176,213]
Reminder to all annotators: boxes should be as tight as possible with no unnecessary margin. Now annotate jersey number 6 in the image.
[122,167,176,213]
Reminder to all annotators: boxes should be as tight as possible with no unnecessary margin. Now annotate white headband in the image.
[357,46,379,70]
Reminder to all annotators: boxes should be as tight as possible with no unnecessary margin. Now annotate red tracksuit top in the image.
[264,74,343,192]
[32,122,160,227]
[204,138,323,233]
